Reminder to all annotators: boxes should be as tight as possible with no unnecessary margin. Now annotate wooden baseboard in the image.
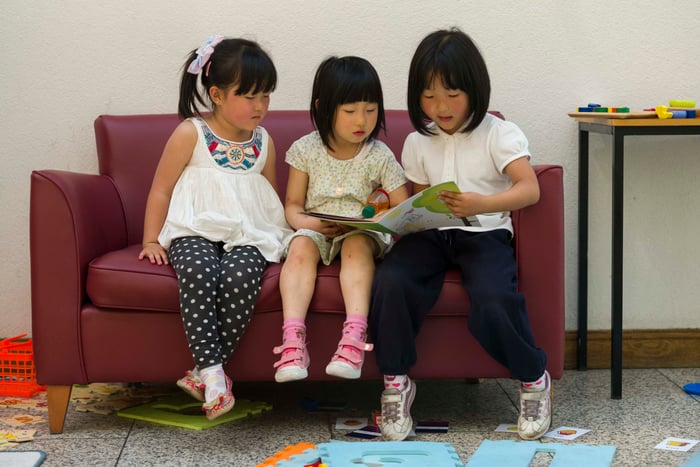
[565,329,700,369]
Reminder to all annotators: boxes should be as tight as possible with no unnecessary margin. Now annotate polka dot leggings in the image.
[169,236,266,371]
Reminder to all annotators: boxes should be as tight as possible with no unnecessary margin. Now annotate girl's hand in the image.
[317,221,350,238]
[438,190,483,218]
[138,242,169,265]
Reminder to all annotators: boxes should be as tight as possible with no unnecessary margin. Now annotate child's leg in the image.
[369,230,449,441]
[454,229,547,380]
[453,229,550,439]
[217,245,266,364]
[169,236,225,371]
[326,234,376,379]
[274,236,320,382]
[370,230,449,375]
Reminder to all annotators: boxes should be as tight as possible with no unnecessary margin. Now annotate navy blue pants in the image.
[370,229,546,382]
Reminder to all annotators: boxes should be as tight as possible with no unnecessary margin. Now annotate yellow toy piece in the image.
[655,105,673,119]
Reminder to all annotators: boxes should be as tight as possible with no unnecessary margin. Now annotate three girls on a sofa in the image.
[138,28,551,440]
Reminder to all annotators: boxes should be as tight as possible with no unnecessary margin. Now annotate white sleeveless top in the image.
[158,117,292,262]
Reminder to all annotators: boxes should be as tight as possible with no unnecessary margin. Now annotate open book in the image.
[303,181,480,236]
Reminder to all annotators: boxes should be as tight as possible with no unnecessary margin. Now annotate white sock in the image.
[521,372,547,392]
[200,364,226,403]
[384,374,409,391]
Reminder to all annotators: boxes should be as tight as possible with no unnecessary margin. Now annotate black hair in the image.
[407,27,490,135]
[178,37,277,119]
[310,56,386,151]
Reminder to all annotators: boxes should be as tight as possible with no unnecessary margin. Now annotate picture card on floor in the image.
[544,426,591,440]
[654,437,699,452]
[415,420,449,433]
[345,424,382,439]
[335,417,368,430]
[494,423,519,433]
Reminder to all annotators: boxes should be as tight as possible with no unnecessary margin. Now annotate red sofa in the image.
[30,110,564,434]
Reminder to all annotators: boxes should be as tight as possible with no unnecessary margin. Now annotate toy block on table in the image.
[317,441,464,467]
[256,442,319,467]
[465,440,616,467]
[670,100,696,108]
[117,392,271,430]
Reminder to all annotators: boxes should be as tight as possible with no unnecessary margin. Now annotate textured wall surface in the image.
[3,1,700,336]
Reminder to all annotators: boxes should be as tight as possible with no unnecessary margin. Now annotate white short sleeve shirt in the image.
[401,113,531,233]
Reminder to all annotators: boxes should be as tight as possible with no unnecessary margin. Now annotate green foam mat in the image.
[117,392,271,430]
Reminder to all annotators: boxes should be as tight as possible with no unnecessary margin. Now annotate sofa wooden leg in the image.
[48,385,72,434]
[465,378,481,384]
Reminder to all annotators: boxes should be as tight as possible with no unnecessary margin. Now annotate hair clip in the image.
[187,34,225,75]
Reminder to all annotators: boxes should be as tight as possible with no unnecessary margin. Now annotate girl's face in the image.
[330,101,378,156]
[210,84,270,140]
[420,77,470,135]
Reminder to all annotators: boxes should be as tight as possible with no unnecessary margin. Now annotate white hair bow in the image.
[187,34,225,75]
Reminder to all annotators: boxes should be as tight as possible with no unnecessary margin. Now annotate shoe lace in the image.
[521,398,542,419]
[381,392,400,423]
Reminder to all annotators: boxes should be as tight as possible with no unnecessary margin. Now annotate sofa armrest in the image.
[512,164,565,377]
[30,170,128,384]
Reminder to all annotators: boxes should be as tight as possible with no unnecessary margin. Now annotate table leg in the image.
[611,131,624,399]
[577,129,589,370]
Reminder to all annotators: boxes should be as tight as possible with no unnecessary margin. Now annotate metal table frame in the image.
[575,117,700,399]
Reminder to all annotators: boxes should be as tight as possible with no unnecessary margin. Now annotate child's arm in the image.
[388,184,410,207]
[261,137,279,193]
[284,167,344,238]
[437,157,540,217]
[138,121,196,265]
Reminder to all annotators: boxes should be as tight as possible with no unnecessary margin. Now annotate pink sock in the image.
[343,314,368,341]
[384,374,409,391]
[282,318,305,342]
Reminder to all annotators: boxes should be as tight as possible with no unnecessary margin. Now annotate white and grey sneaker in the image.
[518,370,552,440]
[380,377,416,441]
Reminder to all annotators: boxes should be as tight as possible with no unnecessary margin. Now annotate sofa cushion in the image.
[87,244,472,317]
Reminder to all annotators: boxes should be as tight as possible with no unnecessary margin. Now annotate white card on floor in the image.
[543,426,591,440]
[654,437,699,452]
[494,423,518,433]
[335,417,367,430]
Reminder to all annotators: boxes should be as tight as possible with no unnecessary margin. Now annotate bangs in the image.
[234,51,277,95]
[336,66,382,104]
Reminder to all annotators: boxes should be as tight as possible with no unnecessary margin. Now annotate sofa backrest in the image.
[94,110,416,245]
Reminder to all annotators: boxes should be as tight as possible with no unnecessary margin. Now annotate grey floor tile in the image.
[2,369,699,466]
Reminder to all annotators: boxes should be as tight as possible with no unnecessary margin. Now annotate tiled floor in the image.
[1,368,699,466]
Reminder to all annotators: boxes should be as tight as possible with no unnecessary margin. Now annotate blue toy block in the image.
[466,440,616,467]
[318,441,463,467]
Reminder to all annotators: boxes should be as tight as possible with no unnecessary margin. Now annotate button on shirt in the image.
[401,113,531,234]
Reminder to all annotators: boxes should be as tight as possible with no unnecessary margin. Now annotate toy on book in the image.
[303,181,480,237]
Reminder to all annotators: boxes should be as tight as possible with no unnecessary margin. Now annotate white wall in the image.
[3,0,700,337]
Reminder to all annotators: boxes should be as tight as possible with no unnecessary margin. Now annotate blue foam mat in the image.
[318,441,463,467]
[466,440,616,467]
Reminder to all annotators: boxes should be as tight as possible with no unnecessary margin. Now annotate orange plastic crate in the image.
[0,334,46,397]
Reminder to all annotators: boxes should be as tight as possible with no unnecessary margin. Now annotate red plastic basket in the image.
[0,334,46,397]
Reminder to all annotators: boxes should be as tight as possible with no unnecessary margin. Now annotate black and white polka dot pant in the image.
[169,236,266,370]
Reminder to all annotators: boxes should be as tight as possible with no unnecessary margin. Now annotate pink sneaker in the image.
[202,375,234,420]
[325,334,374,379]
[176,370,205,402]
[273,333,310,383]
